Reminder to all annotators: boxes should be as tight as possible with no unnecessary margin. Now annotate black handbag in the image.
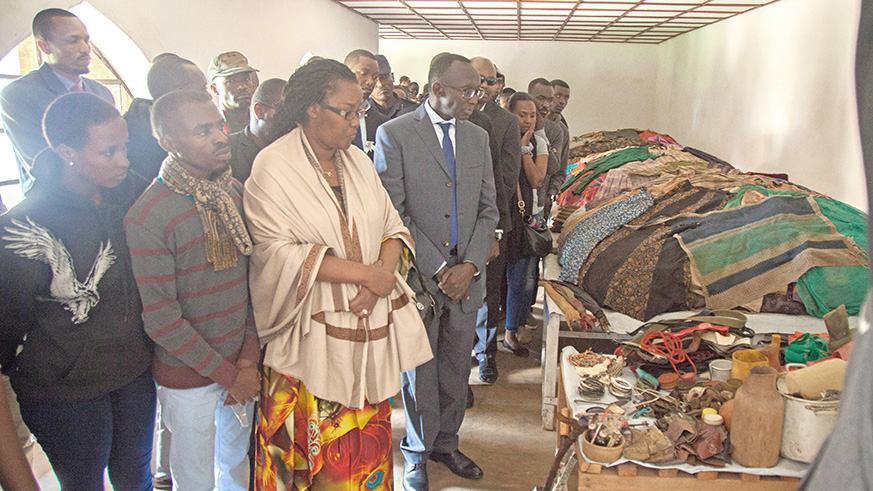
[406,264,438,327]
[517,183,552,258]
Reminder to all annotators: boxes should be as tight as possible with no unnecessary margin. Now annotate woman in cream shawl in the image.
[244,60,432,490]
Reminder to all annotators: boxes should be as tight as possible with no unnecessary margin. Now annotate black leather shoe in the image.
[478,357,498,384]
[403,461,429,491]
[429,450,484,480]
[466,385,474,409]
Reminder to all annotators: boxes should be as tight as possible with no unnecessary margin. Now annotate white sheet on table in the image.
[604,310,858,336]
[543,249,857,337]
[561,345,809,478]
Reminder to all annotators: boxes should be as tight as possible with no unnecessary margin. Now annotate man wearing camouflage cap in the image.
[209,51,259,134]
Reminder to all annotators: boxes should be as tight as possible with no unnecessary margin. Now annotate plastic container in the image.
[709,359,733,381]
[732,349,769,380]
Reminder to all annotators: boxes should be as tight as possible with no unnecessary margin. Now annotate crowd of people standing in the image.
[0,7,573,491]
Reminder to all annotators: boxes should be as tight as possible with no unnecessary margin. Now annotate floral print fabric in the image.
[255,369,392,491]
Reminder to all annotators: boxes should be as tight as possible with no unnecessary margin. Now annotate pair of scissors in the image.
[631,406,653,419]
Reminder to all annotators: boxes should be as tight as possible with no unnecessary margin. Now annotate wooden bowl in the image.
[581,429,625,464]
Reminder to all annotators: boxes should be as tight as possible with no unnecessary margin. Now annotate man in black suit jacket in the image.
[344,49,389,158]
[0,8,114,193]
[124,54,210,180]
[470,57,522,383]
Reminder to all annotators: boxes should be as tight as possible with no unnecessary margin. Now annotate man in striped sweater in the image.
[125,90,260,491]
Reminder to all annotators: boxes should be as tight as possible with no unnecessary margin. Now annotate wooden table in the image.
[556,364,801,490]
[540,253,629,430]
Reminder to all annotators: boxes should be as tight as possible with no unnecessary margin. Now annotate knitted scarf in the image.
[159,156,252,270]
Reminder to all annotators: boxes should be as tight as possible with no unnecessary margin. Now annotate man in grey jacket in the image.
[375,53,498,491]
[0,8,113,192]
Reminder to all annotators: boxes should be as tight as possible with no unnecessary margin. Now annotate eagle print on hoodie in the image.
[3,217,115,324]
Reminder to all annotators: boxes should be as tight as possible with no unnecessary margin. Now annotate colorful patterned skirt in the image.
[254,368,393,491]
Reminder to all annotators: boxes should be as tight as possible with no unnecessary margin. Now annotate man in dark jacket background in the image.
[0,8,113,192]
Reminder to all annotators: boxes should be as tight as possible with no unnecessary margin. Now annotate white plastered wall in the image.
[0,0,379,91]
[381,0,866,210]
[655,0,865,210]
[0,0,864,209]
[379,39,660,135]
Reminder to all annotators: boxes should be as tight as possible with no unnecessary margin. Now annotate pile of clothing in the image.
[556,129,870,320]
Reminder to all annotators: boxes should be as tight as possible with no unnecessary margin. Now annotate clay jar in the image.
[730,366,784,468]
[757,334,782,371]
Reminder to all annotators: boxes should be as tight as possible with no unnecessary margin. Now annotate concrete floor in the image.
[390,316,558,490]
[30,306,563,491]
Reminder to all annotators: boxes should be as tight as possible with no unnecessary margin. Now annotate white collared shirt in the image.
[52,69,83,93]
[424,100,456,158]
[423,101,482,277]
[357,113,374,154]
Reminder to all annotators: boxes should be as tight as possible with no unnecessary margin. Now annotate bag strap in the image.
[516,182,526,216]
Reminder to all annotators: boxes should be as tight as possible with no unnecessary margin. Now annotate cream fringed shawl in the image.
[243,127,432,409]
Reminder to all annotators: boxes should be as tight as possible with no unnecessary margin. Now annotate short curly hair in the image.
[150,90,213,139]
[42,92,120,150]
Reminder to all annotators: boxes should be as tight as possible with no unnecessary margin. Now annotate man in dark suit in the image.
[226,77,285,182]
[529,78,569,218]
[370,55,419,119]
[344,49,389,157]
[548,79,572,198]
[124,54,210,180]
[375,53,499,491]
[0,8,114,193]
[470,57,522,384]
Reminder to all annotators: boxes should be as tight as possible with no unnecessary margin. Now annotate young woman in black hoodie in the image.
[0,92,154,489]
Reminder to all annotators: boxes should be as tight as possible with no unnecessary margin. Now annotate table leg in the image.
[542,289,560,430]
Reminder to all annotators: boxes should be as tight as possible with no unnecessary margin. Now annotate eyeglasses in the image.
[480,75,497,86]
[442,84,485,101]
[319,99,370,121]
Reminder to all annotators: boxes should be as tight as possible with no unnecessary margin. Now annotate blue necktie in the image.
[438,122,458,249]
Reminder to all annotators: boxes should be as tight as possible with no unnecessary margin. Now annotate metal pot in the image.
[777,379,839,463]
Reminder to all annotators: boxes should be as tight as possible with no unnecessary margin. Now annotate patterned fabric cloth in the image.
[579,183,729,320]
[563,146,658,194]
[672,195,868,311]
[558,188,655,282]
[245,127,431,409]
[725,186,871,317]
[159,155,252,270]
[567,129,654,161]
[255,369,392,491]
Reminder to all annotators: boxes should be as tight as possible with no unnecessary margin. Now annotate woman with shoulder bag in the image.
[501,92,549,356]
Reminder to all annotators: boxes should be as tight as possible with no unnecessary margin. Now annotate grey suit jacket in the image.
[541,119,569,204]
[375,104,499,313]
[481,100,521,232]
[546,119,571,196]
[0,63,114,191]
